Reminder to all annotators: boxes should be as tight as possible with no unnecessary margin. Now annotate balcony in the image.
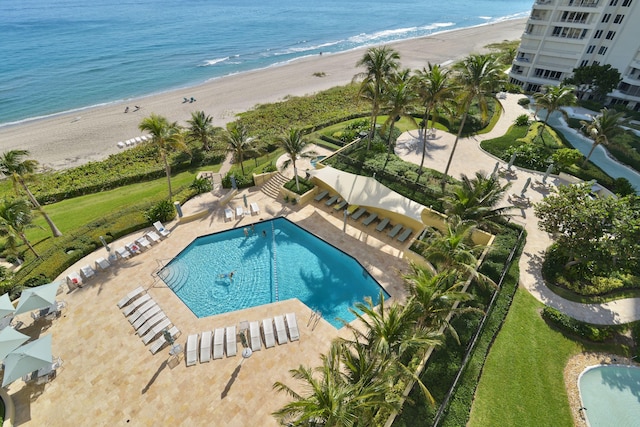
[567,0,600,7]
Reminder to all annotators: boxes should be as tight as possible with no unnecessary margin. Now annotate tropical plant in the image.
[0,149,62,237]
[278,128,317,191]
[580,108,624,167]
[442,54,505,190]
[0,198,40,258]
[189,176,213,194]
[532,84,577,144]
[186,110,215,151]
[381,69,418,170]
[354,46,400,150]
[144,199,176,224]
[514,114,531,127]
[224,123,256,176]
[139,114,189,200]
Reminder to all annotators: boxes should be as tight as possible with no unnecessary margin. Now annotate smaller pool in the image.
[310,155,326,168]
[578,364,640,427]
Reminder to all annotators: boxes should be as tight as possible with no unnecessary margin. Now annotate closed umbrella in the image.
[507,153,517,170]
[243,194,248,208]
[542,163,554,184]
[520,177,532,196]
[0,327,29,360]
[2,334,52,387]
[14,282,61,315]
[0,294,15,318]
[491,162,500,177]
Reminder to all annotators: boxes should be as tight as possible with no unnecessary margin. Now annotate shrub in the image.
[283,177,314,195]
[221,172,255,189]
[517,97,530,106]
[542,306,613,342]
[189,177,212,194]
[514,114,531,127]
[261,163,277,173]
[145,200,176,224]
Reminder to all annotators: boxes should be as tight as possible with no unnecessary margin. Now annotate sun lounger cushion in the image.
[334,200,347,211]
[262,318,275,348]
[351,207,366,220]
[142,318,172,344]
[126,242,141,254]
[66,272,82,290]
[117,286,145,308]
[250,202,260,215]
[397,228,414,242]
[136,236,152,249]
[146,231,161,243]
[226,326,237,357]
[128,300,158,323]
[95,257,111,271]
[325,195,339,206]
[362,212,378,226]
[376,217,390,232]
[274,315,288,345]
[285,313,300,341]
[122,293,152,316]
[153,221,170,237]
[213,328,225,359]
[249,321,261,351]
[186,334,198,366]
[235,207,244,218]
[387,224,403,238]
[224,208,233,221]
[80,265,95,280]
[130,304,161,328]
[136,312,166,336]
[115,247,132,259]
[200,330,212,363]
[314,190,329,201]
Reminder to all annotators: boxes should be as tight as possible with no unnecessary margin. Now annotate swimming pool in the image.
[157,217,388,328]
[578,364,640,427]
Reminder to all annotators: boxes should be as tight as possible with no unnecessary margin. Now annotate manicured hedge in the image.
[542,306,613,342]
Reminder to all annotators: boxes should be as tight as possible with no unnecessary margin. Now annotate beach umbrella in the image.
[2,334,52,387]
[14,281,61,315]
[542,163,554,184]
[0,327,29,361]
[243,194,248,208]
[507,153,517,170]
[0,294,15,318]
[520,177,531,196]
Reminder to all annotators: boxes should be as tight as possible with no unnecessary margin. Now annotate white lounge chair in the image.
[149,325,180,355]
[80,264,96,280]
[226,326,237,357]
[95,257,111,271]
[153,221,170,237]
[146,231,162,243]
[136,236,152,250]
[186,334,198,366]
[213,328,225,359]
[274,315,288,345]
[117,286,145,309]
[250,202,260,215]
[262,318,275,348]
[135,137,143,144]
[285,312,300,341]
[200,330,212,363]
[142,318,172,344]
[235,206,244,218]
[115,246,132,259]
[249,321,261,351]
[66,272,83,290]
[130,305,161,329]
[117,141,125,149]
[136,312,166,336]
[126,242,142,254]
[121,293,152,315]
[224,208,233,222]
[127,300,158,323]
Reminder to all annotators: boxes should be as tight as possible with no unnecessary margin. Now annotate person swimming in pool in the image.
[220,271,235,281]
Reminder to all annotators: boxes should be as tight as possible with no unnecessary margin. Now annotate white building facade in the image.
[509,0,640,111]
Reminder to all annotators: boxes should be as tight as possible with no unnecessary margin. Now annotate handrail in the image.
[271,222,279,302]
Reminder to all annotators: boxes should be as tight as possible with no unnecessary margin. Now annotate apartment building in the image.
[509,0,640,111]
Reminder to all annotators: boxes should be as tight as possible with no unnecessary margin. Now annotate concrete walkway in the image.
[394,93,640,325]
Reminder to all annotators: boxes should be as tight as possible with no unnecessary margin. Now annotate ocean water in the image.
[0,0,533,126]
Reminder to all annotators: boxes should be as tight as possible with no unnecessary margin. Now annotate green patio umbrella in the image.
[0,327,29,360]
[14,282,61,316]
[0,293,16,318]
[2,334,52,387]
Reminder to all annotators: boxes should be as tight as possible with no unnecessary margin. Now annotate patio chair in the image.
[362,212,378,226]
[115,246,132,260]
[350,207,366,221]
[324,195,339,206]
[387,224,403,238]
[224,208,234,222]
[153,221,171,237]
[250,202,260,215]
[136,236,152,250]
[262,318,275,348]
[121,294,152,316]
[95,257,111,271]
[213,327,225,359]
[249,321,261,351]
[80,264,96,280]
[145,231,162,243]
[375,217,390,232]
[274,315,288,345]
[314,190,329,202]
[186,334,199,366]
[127,299,157,323]
[66,271,83,291]
[129,304,160,328]
[226,326,237,357]
[148,325,180,355]
[141,317,172,345]
[125,242,142,255]
[200,330,212,363]
[285,312,300,341]
[397,227,414,243]
[334,200,347,211]
[117,286,145,309]
[135,312,166,336]
[235,206,244,218]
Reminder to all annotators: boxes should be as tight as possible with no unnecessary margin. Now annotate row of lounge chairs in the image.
[223,202,260,222]
[114,222,171,260]
[66,256,112,291]
[117,286,180,354]
[116,135,152,149]
[186,325,238,366]
[249,313,299,352]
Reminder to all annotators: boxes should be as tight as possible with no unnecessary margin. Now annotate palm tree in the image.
[533,84,577,143]
[139,114,189,200]
[354,46,400,150]
[414,63,454,180]
[0,198,40,258]
[0,150,62,237]
[580,108,624,167]
[224,123,256,176]
[442,54,505,190]
[381,69,417,170]
[186,110,214,151]
[278,128,317,191]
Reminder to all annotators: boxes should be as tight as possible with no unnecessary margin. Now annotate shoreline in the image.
[0,18,527,171]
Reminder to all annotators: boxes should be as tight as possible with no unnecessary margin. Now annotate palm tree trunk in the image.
[19,232,39,258]
[239,154,245,175]
[416,107,432,182]
[539,110,552,145]
[162,153,173,200]
[382,123,396,171]
[441,111,469,192]
[368,109,378,151]
[294,165,300,191]
[19,180,62,237]
[582,143,599,168]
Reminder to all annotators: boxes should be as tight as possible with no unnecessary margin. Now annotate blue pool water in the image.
[579,365,640,427]
[157,217,388,328]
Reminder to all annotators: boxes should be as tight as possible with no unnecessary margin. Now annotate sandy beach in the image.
[0,19,526,171]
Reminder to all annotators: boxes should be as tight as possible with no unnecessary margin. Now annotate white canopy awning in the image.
[309,166,426,223]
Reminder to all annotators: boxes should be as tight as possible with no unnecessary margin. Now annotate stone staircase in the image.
[261,172,289,199]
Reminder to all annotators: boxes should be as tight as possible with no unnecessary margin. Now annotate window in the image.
[614,14,624,23]
[586,45,596,54]
[602,13,611,23]
[594,29,603,38]
[609,0,618,4]
[606,31,616,40]
[534,68,563,80]
[622,0,632,6]
[580,60,589,67]
[598,46,608,55]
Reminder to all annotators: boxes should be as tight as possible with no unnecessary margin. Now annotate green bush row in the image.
[283,177,315,195]
[542,306,613,342]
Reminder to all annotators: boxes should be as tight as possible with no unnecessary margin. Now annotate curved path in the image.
[394,93,640,325]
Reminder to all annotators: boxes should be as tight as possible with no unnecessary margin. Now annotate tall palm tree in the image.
[278,128,317,191]
[139,114,189,200]
[580,108,624,167]
[533,84,577,143]
[186,110,214,151]
[224,123,256,176]
[0,150,62,237]
[0,198,39,258]
[381,69,417,170]
[442,54,505,190]
[414,63,454,180]
[354,46,400,150]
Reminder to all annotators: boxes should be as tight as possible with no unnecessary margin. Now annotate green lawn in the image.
[468,288,582,426]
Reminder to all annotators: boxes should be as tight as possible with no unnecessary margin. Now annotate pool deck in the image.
[6,187,413,426]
